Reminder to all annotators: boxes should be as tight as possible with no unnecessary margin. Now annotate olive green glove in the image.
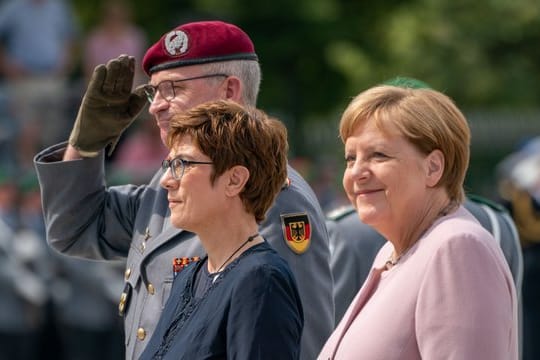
[68,55,148,157]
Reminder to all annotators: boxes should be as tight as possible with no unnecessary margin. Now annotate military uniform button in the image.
[118,292,127,315]
[147,283,155,295]
[137,327,146,340]
[118,283,132,317]
[124,268,131,280]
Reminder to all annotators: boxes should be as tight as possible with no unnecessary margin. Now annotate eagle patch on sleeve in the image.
[281,212,311,254]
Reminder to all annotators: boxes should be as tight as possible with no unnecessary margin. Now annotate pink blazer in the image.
[319,206,518,360]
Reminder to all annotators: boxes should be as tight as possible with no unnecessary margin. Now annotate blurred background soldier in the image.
[50,257,125,360]
[496,136,540,360]
[0,171,50,360]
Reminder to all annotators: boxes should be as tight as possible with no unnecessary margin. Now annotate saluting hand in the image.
[68,55,148,157]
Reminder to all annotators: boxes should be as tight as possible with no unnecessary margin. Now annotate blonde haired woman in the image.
[319,85,518,359]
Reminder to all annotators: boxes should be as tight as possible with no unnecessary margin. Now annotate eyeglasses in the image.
[162,156,213,180]
[144,73,229,103]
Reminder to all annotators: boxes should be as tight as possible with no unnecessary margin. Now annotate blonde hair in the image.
[339,85,470,203]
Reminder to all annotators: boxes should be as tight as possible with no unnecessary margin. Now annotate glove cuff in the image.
[68,138,102,158]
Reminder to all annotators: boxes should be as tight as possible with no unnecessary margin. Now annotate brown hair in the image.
[339,85,470,203]
[167,100,288,222]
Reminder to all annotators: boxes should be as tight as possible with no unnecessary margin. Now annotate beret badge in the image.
[164,30,189,56]
[142,21,258,75]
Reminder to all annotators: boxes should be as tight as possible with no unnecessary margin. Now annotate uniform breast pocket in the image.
[161,277,174,309]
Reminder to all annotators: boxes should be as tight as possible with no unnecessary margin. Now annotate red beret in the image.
[142,20,258,75]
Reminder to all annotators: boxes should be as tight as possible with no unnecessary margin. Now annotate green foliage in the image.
[70,0,540,120]
[70,0,540,196]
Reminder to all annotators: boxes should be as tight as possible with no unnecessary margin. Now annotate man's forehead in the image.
[150,65,205,83]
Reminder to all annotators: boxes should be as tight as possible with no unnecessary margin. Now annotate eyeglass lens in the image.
[162,158,185,180]
[170,158,185,179]
[144,81,175,103]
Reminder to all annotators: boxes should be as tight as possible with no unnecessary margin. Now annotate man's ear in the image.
[225,165,250,197]
[223,76,243,103]
[426,149,445,187]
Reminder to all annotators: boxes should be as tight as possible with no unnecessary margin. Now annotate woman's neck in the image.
[197,217,261,274]
[208,232,261,274]
[386,192,455,257]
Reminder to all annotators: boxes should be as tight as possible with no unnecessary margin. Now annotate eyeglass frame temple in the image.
[162,157,213,180]
[144,73,229,103]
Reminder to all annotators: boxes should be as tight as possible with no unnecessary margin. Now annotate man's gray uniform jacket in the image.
[34,143,334,360]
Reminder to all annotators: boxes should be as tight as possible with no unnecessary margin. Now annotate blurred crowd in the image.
[0,1,539,360]
[0,0,151,359]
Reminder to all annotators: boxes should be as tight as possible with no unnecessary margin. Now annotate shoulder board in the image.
[326,205,356,221]
[467,194,508,213]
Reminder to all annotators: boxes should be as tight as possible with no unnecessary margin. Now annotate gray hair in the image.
[204,60,261,106]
